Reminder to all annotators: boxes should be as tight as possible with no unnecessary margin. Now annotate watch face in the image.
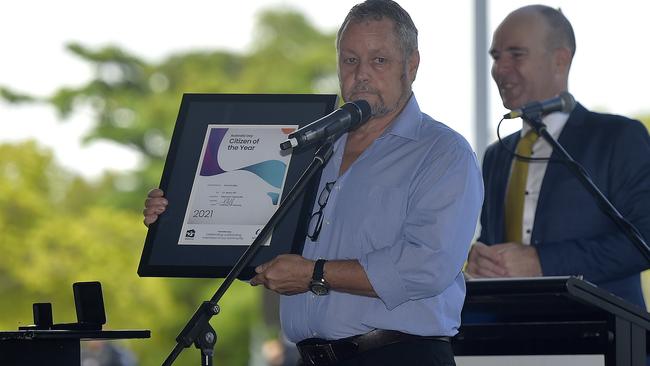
[310,281,329,296]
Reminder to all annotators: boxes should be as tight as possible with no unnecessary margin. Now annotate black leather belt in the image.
[296,329,450,366]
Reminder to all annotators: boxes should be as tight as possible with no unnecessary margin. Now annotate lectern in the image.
[453,276,650,366]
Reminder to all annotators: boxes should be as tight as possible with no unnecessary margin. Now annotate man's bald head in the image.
[511,5,576,59]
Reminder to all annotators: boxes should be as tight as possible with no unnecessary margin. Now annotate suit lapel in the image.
[532,103,588,244]
[494,133,519,242]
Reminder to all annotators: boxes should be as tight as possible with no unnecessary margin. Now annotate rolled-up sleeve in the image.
[359,140,484,310]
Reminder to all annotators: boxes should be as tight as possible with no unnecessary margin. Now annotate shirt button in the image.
[526,229,531,234]
[325,220,330,225]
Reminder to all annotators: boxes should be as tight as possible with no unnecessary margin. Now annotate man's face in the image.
[489,12,560,110]
[337,18,418,118]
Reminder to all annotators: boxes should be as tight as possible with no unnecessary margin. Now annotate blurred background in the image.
[0,1,648,365]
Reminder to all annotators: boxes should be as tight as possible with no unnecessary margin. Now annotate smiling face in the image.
[337,17,419,120]
[490,9,569,110]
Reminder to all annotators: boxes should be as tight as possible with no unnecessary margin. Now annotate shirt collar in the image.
[379,93,421,141]
[332,94,422,153]
[521,110,571,140]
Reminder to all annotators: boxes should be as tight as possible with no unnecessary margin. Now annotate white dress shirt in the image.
[515,112,570,245]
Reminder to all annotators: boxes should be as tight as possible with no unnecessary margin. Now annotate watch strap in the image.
[312,259,327,281]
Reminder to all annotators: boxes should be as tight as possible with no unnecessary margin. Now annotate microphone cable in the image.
[495,116,566,165]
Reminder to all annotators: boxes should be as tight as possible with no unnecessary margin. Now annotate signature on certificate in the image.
[219,197,238,206]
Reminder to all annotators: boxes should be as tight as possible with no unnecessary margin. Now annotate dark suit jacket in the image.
[479,103,650,309]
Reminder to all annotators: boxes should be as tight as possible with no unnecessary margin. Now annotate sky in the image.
[1,0,648,178]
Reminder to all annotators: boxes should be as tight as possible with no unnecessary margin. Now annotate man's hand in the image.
[143,188,168,227]
[465,242,507,278]
[493,242,543,277]
[466,242,542,278]
[250,254,314,295]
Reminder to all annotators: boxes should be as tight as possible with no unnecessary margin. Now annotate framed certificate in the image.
[138,94,339,278]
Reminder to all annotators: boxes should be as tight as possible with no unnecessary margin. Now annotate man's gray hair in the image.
[336,0,418,58]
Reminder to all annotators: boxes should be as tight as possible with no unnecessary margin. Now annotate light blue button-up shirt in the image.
[281,95,483,342]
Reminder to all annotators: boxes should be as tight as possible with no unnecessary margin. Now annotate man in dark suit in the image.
[465,4,650,309]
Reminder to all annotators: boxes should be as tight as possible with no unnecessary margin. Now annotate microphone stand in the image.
[161,139,336,366]
[523,111,650,264]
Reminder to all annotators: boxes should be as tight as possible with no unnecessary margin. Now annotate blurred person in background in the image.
[466,4,650,310]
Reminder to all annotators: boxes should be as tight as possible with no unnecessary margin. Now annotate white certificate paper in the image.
[179,125,297,245]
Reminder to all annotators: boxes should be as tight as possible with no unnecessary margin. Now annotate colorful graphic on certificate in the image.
[179,125,297,245]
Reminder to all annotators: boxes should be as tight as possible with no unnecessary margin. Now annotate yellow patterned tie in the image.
[505,130,539,243]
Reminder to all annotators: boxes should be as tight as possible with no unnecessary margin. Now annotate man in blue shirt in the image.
[145,1,483,364]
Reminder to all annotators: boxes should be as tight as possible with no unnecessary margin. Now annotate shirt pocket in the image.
[358,185,408,253]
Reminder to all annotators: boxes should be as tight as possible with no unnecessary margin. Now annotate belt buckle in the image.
[300,343,339,366]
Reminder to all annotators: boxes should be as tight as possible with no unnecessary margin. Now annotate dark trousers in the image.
[298,338,455,366]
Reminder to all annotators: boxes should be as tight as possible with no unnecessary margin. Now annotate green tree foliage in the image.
[0,8,337,366]
[0,141,265,365]
[1,9,338,213]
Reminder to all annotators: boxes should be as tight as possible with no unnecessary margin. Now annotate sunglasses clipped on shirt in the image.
[306,180,336,242]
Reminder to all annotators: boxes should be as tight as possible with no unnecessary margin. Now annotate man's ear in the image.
[408,50,420,82]
[554,46,572,74]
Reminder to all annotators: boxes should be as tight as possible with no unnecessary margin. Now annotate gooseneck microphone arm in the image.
[522,109,650,265]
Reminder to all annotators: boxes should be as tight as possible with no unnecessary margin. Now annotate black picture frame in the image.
[138,93,339,279]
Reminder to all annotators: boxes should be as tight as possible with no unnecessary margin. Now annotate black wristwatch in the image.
[309,259,330,296]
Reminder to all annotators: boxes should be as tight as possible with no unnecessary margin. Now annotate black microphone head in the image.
[558,91,576,113]
[353,99,372,122]
[341,100,372,129]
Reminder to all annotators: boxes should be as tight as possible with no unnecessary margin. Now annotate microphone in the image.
[503,91,575,119]
[280,100,372,150]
